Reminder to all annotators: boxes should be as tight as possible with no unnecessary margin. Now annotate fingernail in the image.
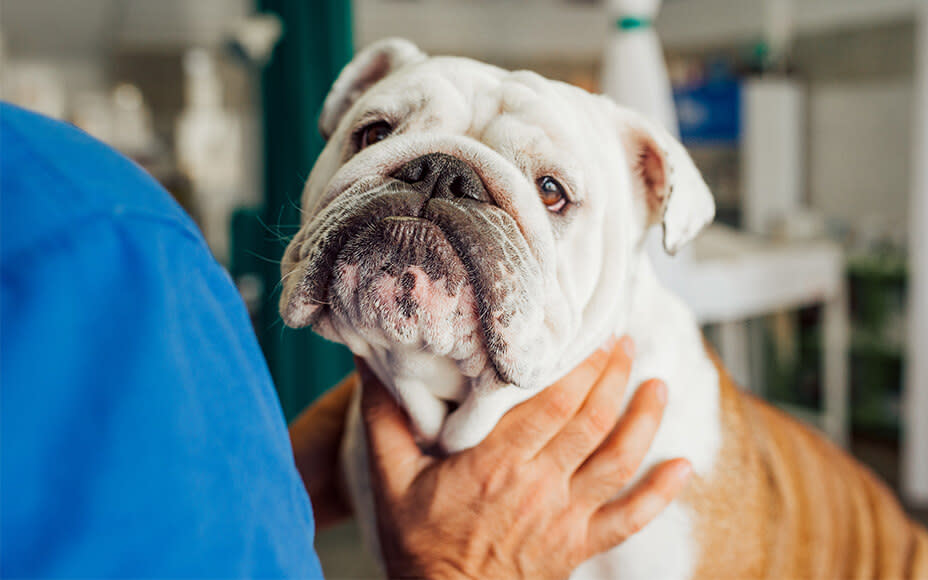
[598,334,619,353]
[619,335,635,358]
[673,460,693,483]
[653,380,667,405]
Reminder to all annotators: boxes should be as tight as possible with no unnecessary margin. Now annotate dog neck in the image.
[620,255,723,477]
[352,244,725,467]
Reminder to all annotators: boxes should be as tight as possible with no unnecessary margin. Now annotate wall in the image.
[796,21,915,242]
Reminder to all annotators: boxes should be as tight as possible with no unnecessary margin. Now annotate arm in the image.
[289,372,358,530]
[1,217,325,578]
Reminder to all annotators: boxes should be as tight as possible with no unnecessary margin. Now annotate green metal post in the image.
[240,0,354,420]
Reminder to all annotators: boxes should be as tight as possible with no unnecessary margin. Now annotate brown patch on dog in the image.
[681,345,928,579]
[637,140,667,213]
[622,128,669,221]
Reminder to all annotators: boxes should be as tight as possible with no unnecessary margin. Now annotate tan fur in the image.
[683,347,928,580]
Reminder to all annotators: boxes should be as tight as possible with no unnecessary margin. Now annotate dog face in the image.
[280,39,713,446]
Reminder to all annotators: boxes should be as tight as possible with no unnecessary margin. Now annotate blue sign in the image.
[673,80,741,145]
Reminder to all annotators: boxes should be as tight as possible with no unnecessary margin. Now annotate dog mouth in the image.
[280,178,545,387]
[330,215,487,376]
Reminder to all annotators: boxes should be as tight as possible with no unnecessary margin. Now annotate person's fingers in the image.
[571,378,667,506]
[479,336,621,460]
[357,358,429,495]
[584,458,692,558]
[539,337,634,470]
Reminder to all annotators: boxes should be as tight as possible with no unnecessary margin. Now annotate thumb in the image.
[357,357,427,494]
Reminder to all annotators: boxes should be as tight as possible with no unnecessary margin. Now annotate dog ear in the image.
[619,114,716,255]
[319,38,426,140]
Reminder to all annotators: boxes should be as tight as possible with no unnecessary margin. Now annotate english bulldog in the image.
[280,38,928,579]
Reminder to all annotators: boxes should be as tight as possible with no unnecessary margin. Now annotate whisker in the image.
[288,196,307,216]
[254,214,296,244]
[244,250,284,266]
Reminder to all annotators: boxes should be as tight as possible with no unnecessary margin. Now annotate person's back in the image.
[0,103,324,578]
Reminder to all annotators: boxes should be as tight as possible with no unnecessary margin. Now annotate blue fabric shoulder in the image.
[0,103,324,578]
[0,103,201,258]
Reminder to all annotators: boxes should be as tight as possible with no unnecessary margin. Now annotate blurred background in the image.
[2,0,926,575]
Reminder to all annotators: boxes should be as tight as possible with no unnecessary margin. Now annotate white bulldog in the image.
[280,37,717,579]
[279,38,928,580]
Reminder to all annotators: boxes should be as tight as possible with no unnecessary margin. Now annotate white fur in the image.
[341,258,720,580]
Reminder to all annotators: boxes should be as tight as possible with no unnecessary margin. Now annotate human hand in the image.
[358,337,692,580]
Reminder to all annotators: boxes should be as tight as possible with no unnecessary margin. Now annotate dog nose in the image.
[391,153,492,203]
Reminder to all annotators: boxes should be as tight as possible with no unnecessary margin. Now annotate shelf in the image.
[665,225,845,324]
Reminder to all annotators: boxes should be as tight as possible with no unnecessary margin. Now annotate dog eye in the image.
[537,176,569,212]
[357,121,393,149]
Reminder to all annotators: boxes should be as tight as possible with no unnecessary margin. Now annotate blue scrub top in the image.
[0,103,324,578]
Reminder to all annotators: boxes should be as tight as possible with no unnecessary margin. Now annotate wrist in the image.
[288,373,358,529]
[385,559,474,580]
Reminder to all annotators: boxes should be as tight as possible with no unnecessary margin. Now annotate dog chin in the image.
[323,216,492,378]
